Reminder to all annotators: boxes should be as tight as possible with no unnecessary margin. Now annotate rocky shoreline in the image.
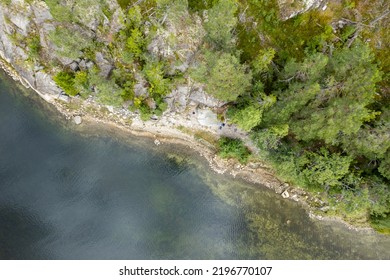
[0,57,375,233]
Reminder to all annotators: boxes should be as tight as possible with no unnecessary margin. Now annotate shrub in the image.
[218,137,251,163]
[53,71,78,96]
[27,35,41,60]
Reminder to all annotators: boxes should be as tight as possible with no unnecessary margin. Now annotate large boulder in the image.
[35,71,62,97]
[196,109,219,128]
[31,1,53,25]
[278,0,325,20]
[165,86,190,112]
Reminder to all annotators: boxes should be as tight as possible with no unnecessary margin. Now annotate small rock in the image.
[58,94,70,103]
[248,162,260,169]
[79,59,87,70]
[73,116,82,125]
[95,52,113,78]
[86,61,94,70]
[320,206,330,212]
[281,190,290,199]
[106,105,114,113]
[69,61,79,71]
[154,139,161,146]
[145,97,157,110]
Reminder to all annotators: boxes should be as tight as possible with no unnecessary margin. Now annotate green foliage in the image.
[53,71,78,96]
[124,5,143,29]
[188,0,214,12]
[126,28,145,59]
[143,60,170,98]
[263,82,321,126]
[369,178,390,219]
[44,0,73,22]
[0,0,12,5]
[45,0,107,26]
[49,27,95,60]
[193,52,252,102]
[342,121,390,162]
[285,52,329,81]
[73,71,90,98]
[228,104,262,132]
[117,0,133,10]
[139,103,152,121]
[26,35,41,60]
[204,0,237,50]
[252,124,289,151]
[251,48,275,75]
[262,44,382,147]
[88,68,123,106]
[378,154,390,180]
[156,0,188,17]
[218,137,251,163]
[371,216,390,235]
[328,187,371,224]
[298,148,353,189]
[111,67,136,101]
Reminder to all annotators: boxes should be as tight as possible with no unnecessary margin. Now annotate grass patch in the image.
[371,216,390,235]
[194,130,218,146]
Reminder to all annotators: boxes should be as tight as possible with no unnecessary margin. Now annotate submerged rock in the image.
[281,190,290,199]
[73,115,82,125]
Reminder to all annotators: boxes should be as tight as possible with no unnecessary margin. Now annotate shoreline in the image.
[0,58,376,233]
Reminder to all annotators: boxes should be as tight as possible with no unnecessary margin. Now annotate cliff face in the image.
[0,0,126,100]
[0,0,327,108]
[0,0,60,99]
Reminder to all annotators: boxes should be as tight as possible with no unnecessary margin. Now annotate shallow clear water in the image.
[0,70,389,259]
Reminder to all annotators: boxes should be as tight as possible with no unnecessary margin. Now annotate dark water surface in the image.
[1,70,389,259]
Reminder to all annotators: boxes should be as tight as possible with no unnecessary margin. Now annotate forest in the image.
[7,0,388,232]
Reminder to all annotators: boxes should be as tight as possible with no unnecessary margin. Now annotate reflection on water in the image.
[0,70,389,259]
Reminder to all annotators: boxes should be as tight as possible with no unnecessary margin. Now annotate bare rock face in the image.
[278,0,326,20]
[108,7,125,36]
[31,1,53,25]
[8,11,31,37]
[58,94,70,103]
[35,71,62,97]
[165,86,190,112]
[95,52,113,78]
[134,73,148,97]
[189,87,228,108]
[0,1,63,99]
[147,12,205,74]
[145,97,157,110]
[196,109,219,128]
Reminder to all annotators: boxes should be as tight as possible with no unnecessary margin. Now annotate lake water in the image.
[0,70,389,259]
